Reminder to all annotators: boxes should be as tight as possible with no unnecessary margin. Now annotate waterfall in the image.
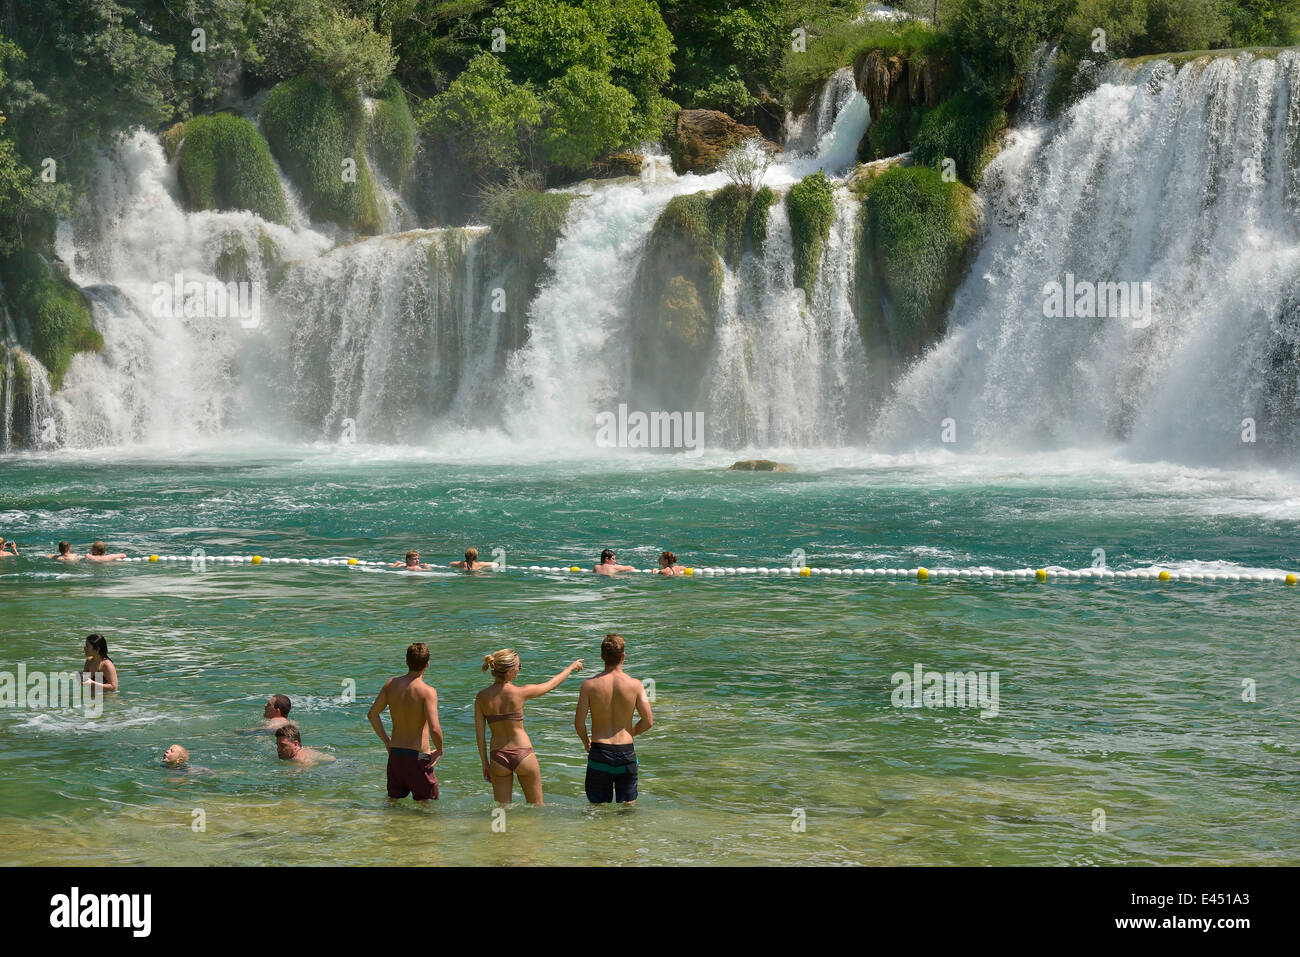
[500,77,875,451]
[705,193,871,447]
[874,49,1300,464]
[47,130,500,447]
[0,286,57,450]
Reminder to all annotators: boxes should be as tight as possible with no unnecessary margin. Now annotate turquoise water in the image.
[1,447,1297,865]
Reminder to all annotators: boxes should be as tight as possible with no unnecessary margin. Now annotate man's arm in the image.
[425,687,443,762]
[574,681,590,752]
[630,681,653,737]
[367,681,391,750]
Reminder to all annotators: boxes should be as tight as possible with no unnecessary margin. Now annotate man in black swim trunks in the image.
[367,642,443,800]
[574,634,653,805]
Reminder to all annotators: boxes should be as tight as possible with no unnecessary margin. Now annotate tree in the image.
[538,66,637,170]
[718,138,774,195]
[417,53,541,180]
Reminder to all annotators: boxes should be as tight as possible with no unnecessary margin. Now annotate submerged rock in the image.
[728,459,796,472]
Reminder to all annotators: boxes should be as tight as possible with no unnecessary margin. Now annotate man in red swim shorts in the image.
[367,642,444,800]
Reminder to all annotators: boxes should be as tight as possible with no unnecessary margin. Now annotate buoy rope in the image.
[113,554,1300,584]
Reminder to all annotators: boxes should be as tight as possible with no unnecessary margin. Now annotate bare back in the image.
[582,668,647,744]
[379,673,438,751]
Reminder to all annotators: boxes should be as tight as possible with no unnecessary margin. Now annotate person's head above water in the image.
[163,745,190,767]
[464,547,478,565]
[482,648,520,682]
[600,549,615,564]
[658,551,677,566]
[601,633,626,667]
[405,550,420,566]
[264,694,291,719]
[275,723,302,759]
[58,541,71,555]
[406,642,430,674]
[84,633,109,660]
[90,541,107,556]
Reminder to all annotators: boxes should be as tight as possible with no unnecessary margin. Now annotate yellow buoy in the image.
[684,567,693,576]
[1287,573,1297,586]
[148,555,158,562]
[799,567,811,577]
[252,555,262,565]
[1158,570,1171,581]
[917,567,929,580]
[569,566,581,573]
[1035,569,1047,581]
[347,558,357,565]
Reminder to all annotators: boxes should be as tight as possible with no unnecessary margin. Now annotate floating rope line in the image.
[119,555,1300,585]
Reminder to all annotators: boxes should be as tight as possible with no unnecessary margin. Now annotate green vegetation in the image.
[416,54,541,185]
[0,251,101,390]
[481,179,576,272]
[745,186,777,255]
[370,79,417,189]
[859,165,978,356]
[177,113,288,224]
[779,16,950,108]
[1048,0,1300,110]
[262,76,382,234]
[787,172,836,292]
[910,93,1007,186]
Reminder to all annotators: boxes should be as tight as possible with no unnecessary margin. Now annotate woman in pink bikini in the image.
[475,649,582,804]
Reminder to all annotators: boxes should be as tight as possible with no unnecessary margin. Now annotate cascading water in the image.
[501,70,874,450]
[49,130,502,447]
[875,50,1300,465]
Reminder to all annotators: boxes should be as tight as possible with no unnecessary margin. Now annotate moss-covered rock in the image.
[744,185,776,256]
[858,165,978,359]
[369,78,416,189]
[161,122,187,161]
[482,186,577,351]
[176,113,289,224]
[787,172,836,293]
[628,185,776,406]
[1,251,102,391]
[910,92,1007,188]
[261,76,383,234]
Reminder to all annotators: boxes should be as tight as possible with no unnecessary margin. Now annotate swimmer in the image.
[0,537,18,557]
[81,633,119,692]
[274,723,334,765]
[575,634,652,806]
[161,744,211,774]
[593,549,636,575]
[450,547,496,571]
[263,694,292,730]
[391,550,432,570]
[48,541,80,562]
[367,643,443,800]
[475,650,583,804]
[84,541,126,562]
[654,551,685,576]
